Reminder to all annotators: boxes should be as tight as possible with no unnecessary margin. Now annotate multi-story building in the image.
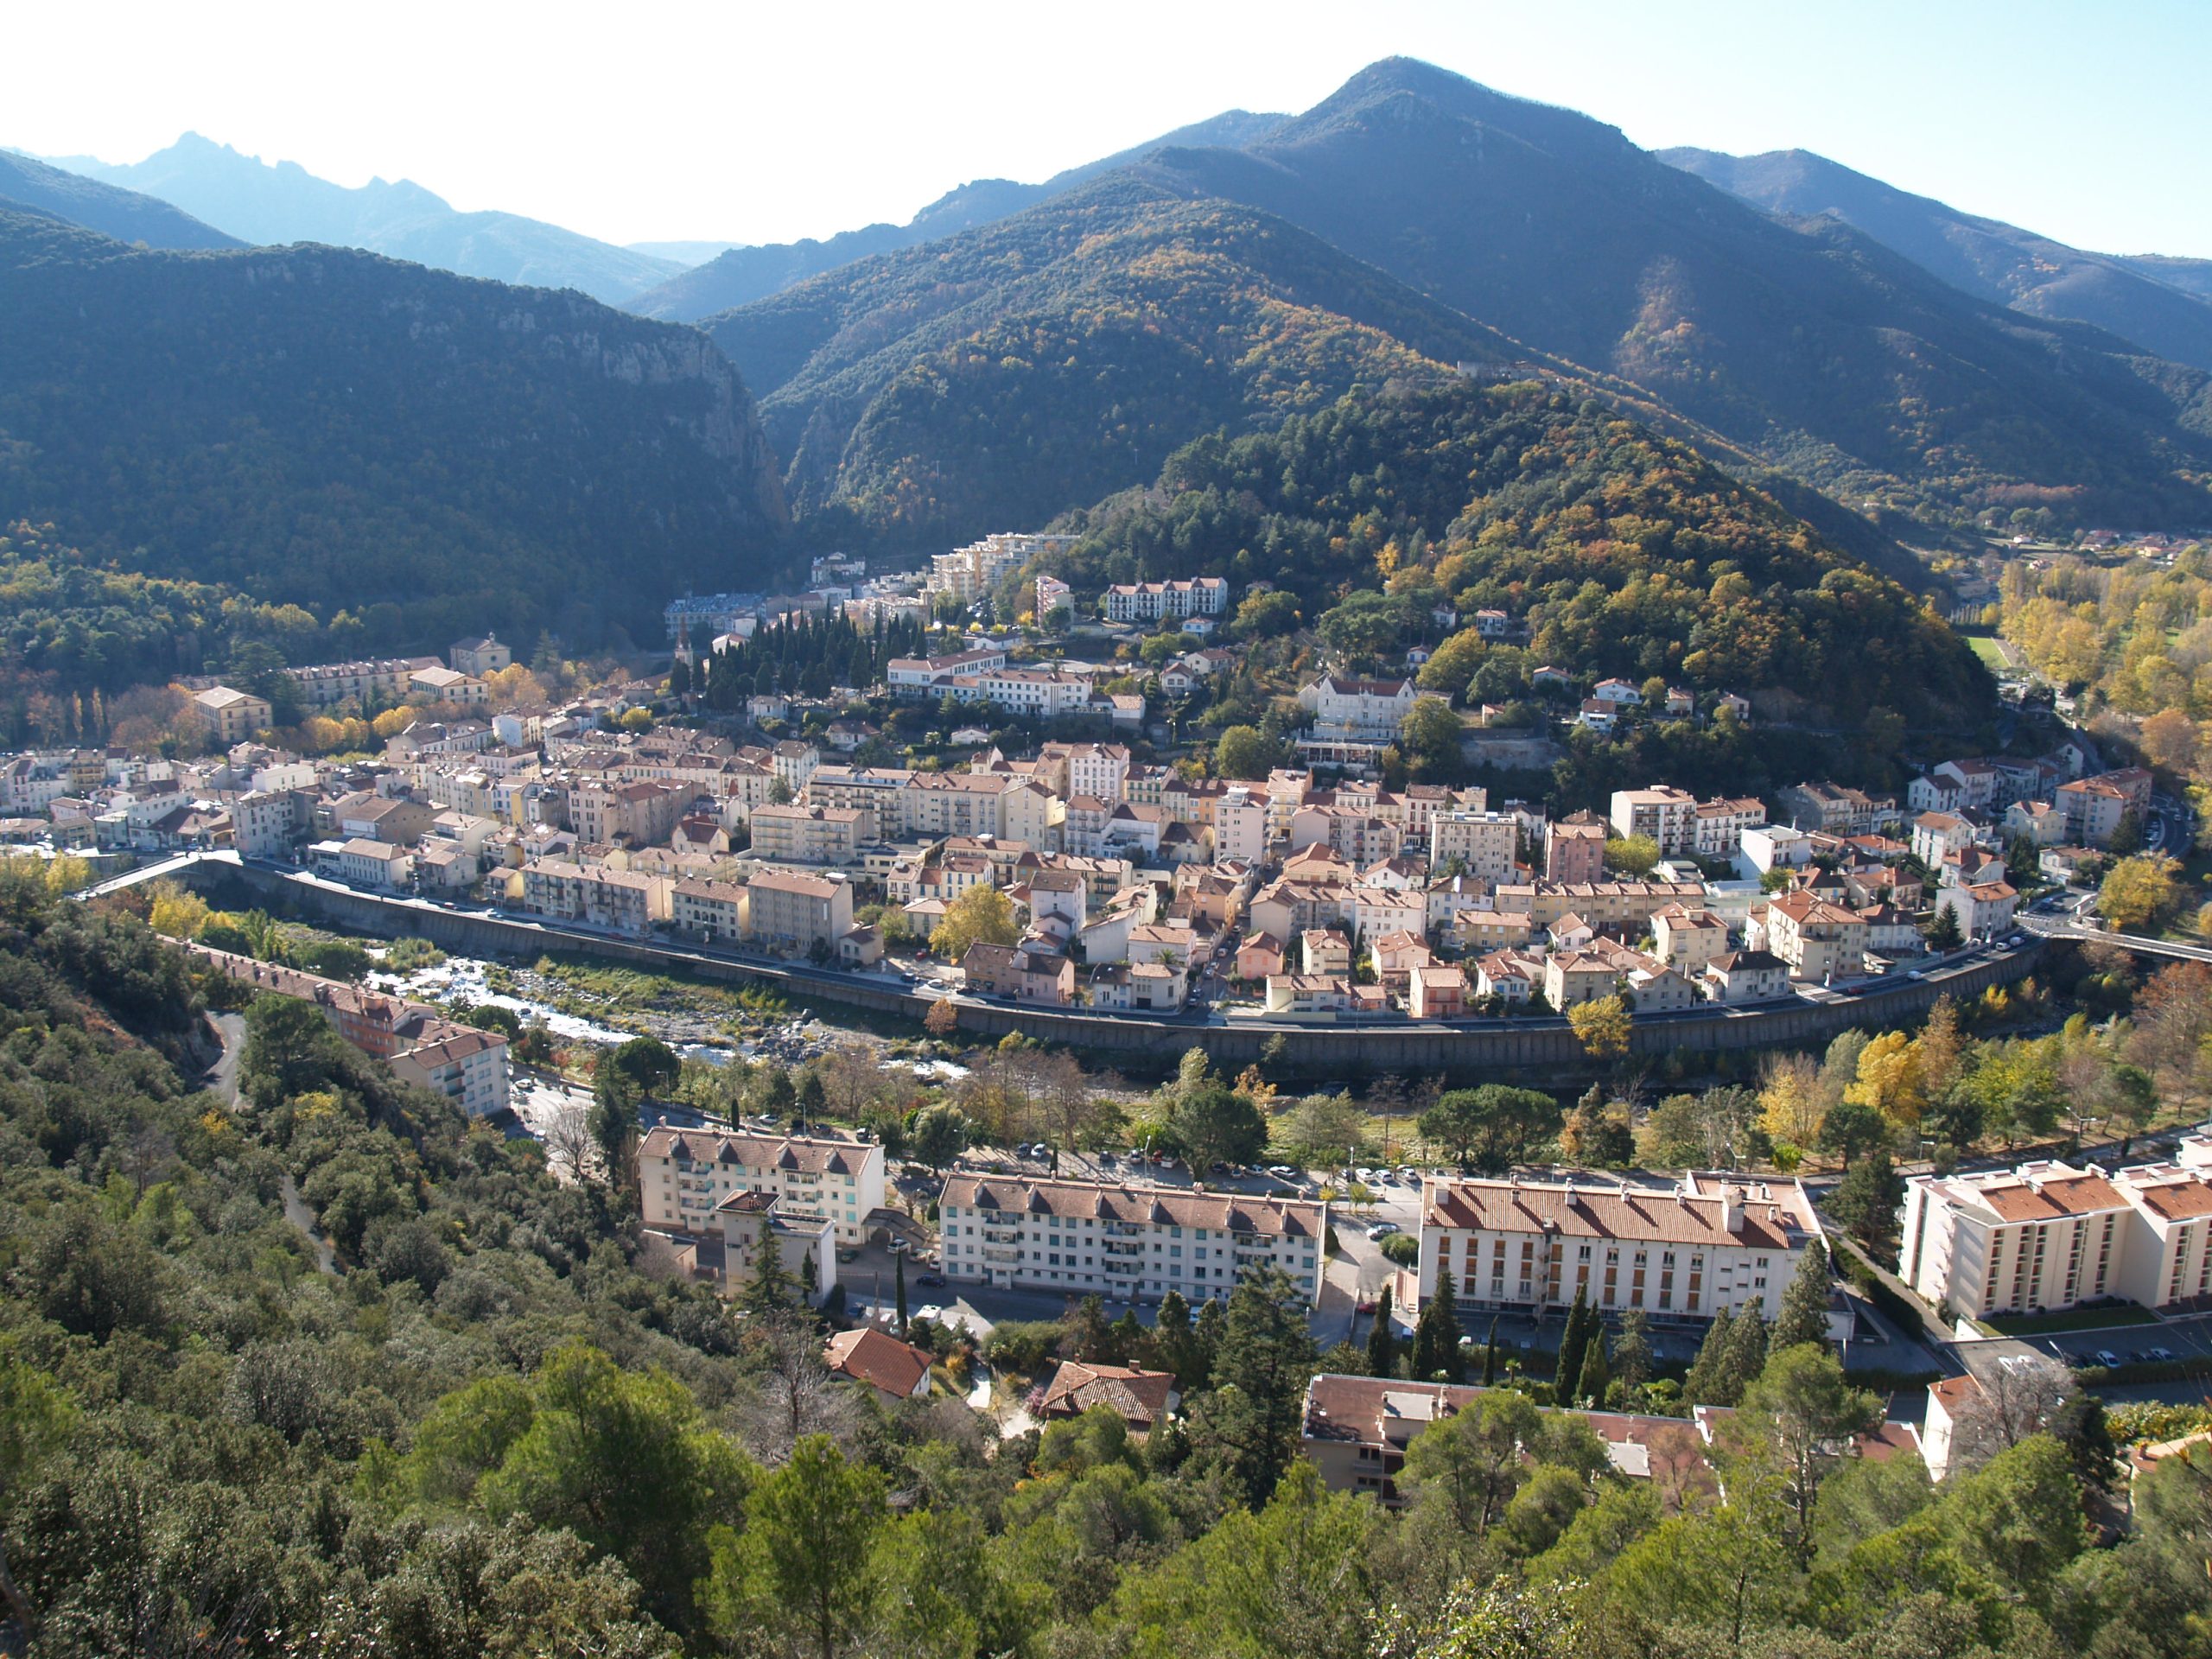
[887,646,1009,699]
[232,789,307,861]
[638,1124,887,1246]
[1755,891,1870,982]
[390,1027,512,1119]
[1691,797,1767,859]
[1544,814,1608,884]
[745,868,855,954]
[288,655,442,709]
[191,686,273,745]
[747,803,863,867]
[802,765,912,842]
[1610,785,1697,855]
[449,634,513,677]
[1101,575,1230,624]
[569,779,686,849]
[671,877,748,944]
[1934,878,2018,942]
[925,532,1073,605]
[1214,785,1271,866]
[1650,903,1730,976]
[938,1174,1327,1303]
[517,862,673,936]
[1428,810,1519,886]
[1419,1170,1824,1323]
[2056,769,2152,849]
[1778,781,1899,836]
[1900,1143,2212,1319]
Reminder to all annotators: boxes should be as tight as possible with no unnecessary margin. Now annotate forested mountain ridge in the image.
[698,176,1543,546]
[0,207,790,650]
[622,109,1287,322]
[1660,144,2212,375]
[1058,381,1993,731]
[0,148,240,250]
[1132,58,2212,532]
[47,131,687,302]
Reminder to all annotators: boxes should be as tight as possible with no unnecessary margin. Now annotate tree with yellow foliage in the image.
[932,884,1019,965]
[2098,854,2182,932]
[1757,1051,1823,1147]
[1843,1030,1927,1128]
[1567,995,1632,1064]
[371,706,414,739]
[147,880,211,940]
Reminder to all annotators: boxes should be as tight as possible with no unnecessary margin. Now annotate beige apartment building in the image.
[1419,1171,1824,1323]
[1610,785,1697,855]
[1428,810,1519,886]
[745,868,855,954]
[747,803,863,866]
[1755,891,1869,982]
[671,877,747,944]
[639,1124,887,1246]
[191,685,273,745]
[518,862,672,936]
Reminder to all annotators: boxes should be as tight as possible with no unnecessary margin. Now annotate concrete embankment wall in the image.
[182,861,2046,1081]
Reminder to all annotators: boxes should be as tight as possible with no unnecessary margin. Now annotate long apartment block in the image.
[938,1174,1328,1304]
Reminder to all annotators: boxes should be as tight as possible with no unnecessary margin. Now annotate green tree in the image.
[1420,1084,1561,1173]
[1816,1099,1890,1166]
[1574,1331,1611,1410]
[1213,724,1283,780]
[1481,1314,1499,1386]
[1399,695,1465,773]
[590,1063,641,1191]
[1191,1268,1319,1507]
[1770,1237,1834,1353]
[2100,853,2183,931]
[1728,1344,1878,1564]
[1827,1147,1905,1256]
[1683,1306,1735,1407]
[1604,834,1662,877]
[702,1434,886,1659]
[1554,1289,1592,1405]
[894,1249,909,1336]
[908,1103,969,1173]
[1611,1308,1654,1395]
[609,1034,681,1097]
[1410,1266,1465,1382]
[1401,1388,1543,1539]
[1366,1284,1398,1378]
[1171,1079,1268,1173]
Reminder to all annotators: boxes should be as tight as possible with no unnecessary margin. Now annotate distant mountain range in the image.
[0,205,786,648]
[43,133,685,302]
[0,148,238,250]
[1659,145,2212,374]
[1112,60,2212,533]
[622,111,1287,322]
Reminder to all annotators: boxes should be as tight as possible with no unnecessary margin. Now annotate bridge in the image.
[2016,912,2212,965]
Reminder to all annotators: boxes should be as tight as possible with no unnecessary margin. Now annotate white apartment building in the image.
[1101,575,1230,624]
[887,646,1009,698]
[639,1125,887,1246]
[746,867,855,953]
[1215,786,1270,866]
[1610,785,1697,855]
[747,803,863,866]
[1419,1171,1824,1324]
[938,1174,1328,1304]
[1691,796,1767,859]
[389,1027,511,1120]
[926,532,1074,604]
[671,877,747,944]
[1428,810,1519,886]
[1900,1147,2212,1319]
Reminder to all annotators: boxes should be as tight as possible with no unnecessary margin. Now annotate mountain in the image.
[627,238,747,264]
[2115,252,2212,304]
[1131,59,2212,532]
[1657,145,2212,374]
[48,133,685,302]
[0,207,787,650]
[0,147,239,249]
[624,110,1286,321]
[695,175,1545,545]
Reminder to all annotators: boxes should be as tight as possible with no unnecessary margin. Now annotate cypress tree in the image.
[1718,1306,1769,1403]
[1481,1314,1499,1386]
[1575,1330,1611,1408]
[1554,1287,1591,1400]
[1412,1266,1458,1380]
[894,1249,909,1336]
[1683,1306,1734,1406]
[1770,1238,1834,1354]
[1366,1284,1397,1378]
[1612,1309,1654,1394]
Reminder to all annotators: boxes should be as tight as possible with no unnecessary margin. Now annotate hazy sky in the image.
[8,0,2208,257]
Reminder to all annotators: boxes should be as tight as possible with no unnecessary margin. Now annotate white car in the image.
[1365,1222,1400,1240]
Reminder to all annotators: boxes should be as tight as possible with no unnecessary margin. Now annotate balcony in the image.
[1103,1242,1142,1257]
[982,1225,1022,1243]
[982,1247,1020,1264]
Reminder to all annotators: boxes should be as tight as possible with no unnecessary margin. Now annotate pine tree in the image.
[1770,1238,1834,1354]
[1554,1288,1592,1401]
[1481,1314,1499,1386]
[1366,1284,1397,1378]
[1683,1306,1734,1405]
[1575,1331,1611,1407]
[741,1224,796,1316]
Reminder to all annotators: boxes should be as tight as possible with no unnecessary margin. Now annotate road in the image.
[200,1007,338,1274]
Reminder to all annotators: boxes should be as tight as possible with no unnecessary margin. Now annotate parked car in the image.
[2146,1345,2176,1363]
[917,1273,947,1288]
[888,1238,910,1255]
[1355,1298,1378,1315]
[1365,1222,1400,1240]
[2093,1348,2121,1368]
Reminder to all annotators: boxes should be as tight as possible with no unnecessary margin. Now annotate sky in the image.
[6,0,2208,257]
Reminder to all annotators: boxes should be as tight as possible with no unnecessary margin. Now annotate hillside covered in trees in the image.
[1059,382,1993,734]
[699,176,1542,546]
[0,207,790,651]
[0,875,2203,1656]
